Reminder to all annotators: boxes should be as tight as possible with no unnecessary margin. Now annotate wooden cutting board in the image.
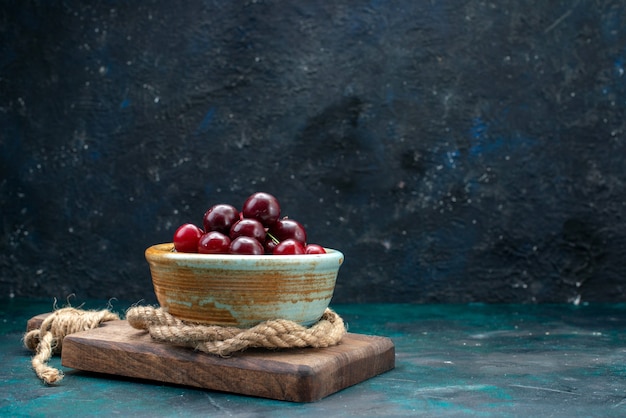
[27,314,395,402]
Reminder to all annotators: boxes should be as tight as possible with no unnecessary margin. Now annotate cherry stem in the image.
[267,232,280,244]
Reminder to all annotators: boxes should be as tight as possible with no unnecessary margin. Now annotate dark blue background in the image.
[2,1,625,304]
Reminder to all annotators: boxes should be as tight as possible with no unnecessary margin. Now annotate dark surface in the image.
[3,298,626,416]
[2,1,626,303]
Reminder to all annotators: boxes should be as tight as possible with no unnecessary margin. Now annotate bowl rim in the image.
[146,242,344,262]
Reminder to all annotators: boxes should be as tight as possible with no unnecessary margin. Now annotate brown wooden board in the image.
[27,313,395,402]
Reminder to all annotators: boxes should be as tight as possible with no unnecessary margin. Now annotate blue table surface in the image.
[2,298,626,417]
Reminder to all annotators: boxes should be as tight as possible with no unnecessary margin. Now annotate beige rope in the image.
[126,306,347,357]
[23,307,119,384]
[23,305,345,384]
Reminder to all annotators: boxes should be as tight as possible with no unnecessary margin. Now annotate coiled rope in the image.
[126,306,346,357]
[23,307,120,384]
[24,305,346,384]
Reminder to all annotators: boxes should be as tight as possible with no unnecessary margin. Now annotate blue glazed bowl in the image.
[145,243,344,327]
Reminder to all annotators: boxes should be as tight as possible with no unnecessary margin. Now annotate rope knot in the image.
[24,307,119,385]
[126,307,346,357]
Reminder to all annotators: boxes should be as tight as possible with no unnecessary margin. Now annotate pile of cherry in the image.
[173,192,326,255]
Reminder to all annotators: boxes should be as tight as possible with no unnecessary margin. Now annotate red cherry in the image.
[173,223,203,253]
[273,239,306,255]
[230,236,265,255]
[305,244,326,254]
[198,231,231,254]
[269,218,307,244]
[242,192,281,227]
[203,204,240,234]
[230,218,266,242]
[263,236,279,254]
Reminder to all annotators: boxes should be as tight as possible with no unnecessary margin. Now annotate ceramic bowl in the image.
[145,243,344,327]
